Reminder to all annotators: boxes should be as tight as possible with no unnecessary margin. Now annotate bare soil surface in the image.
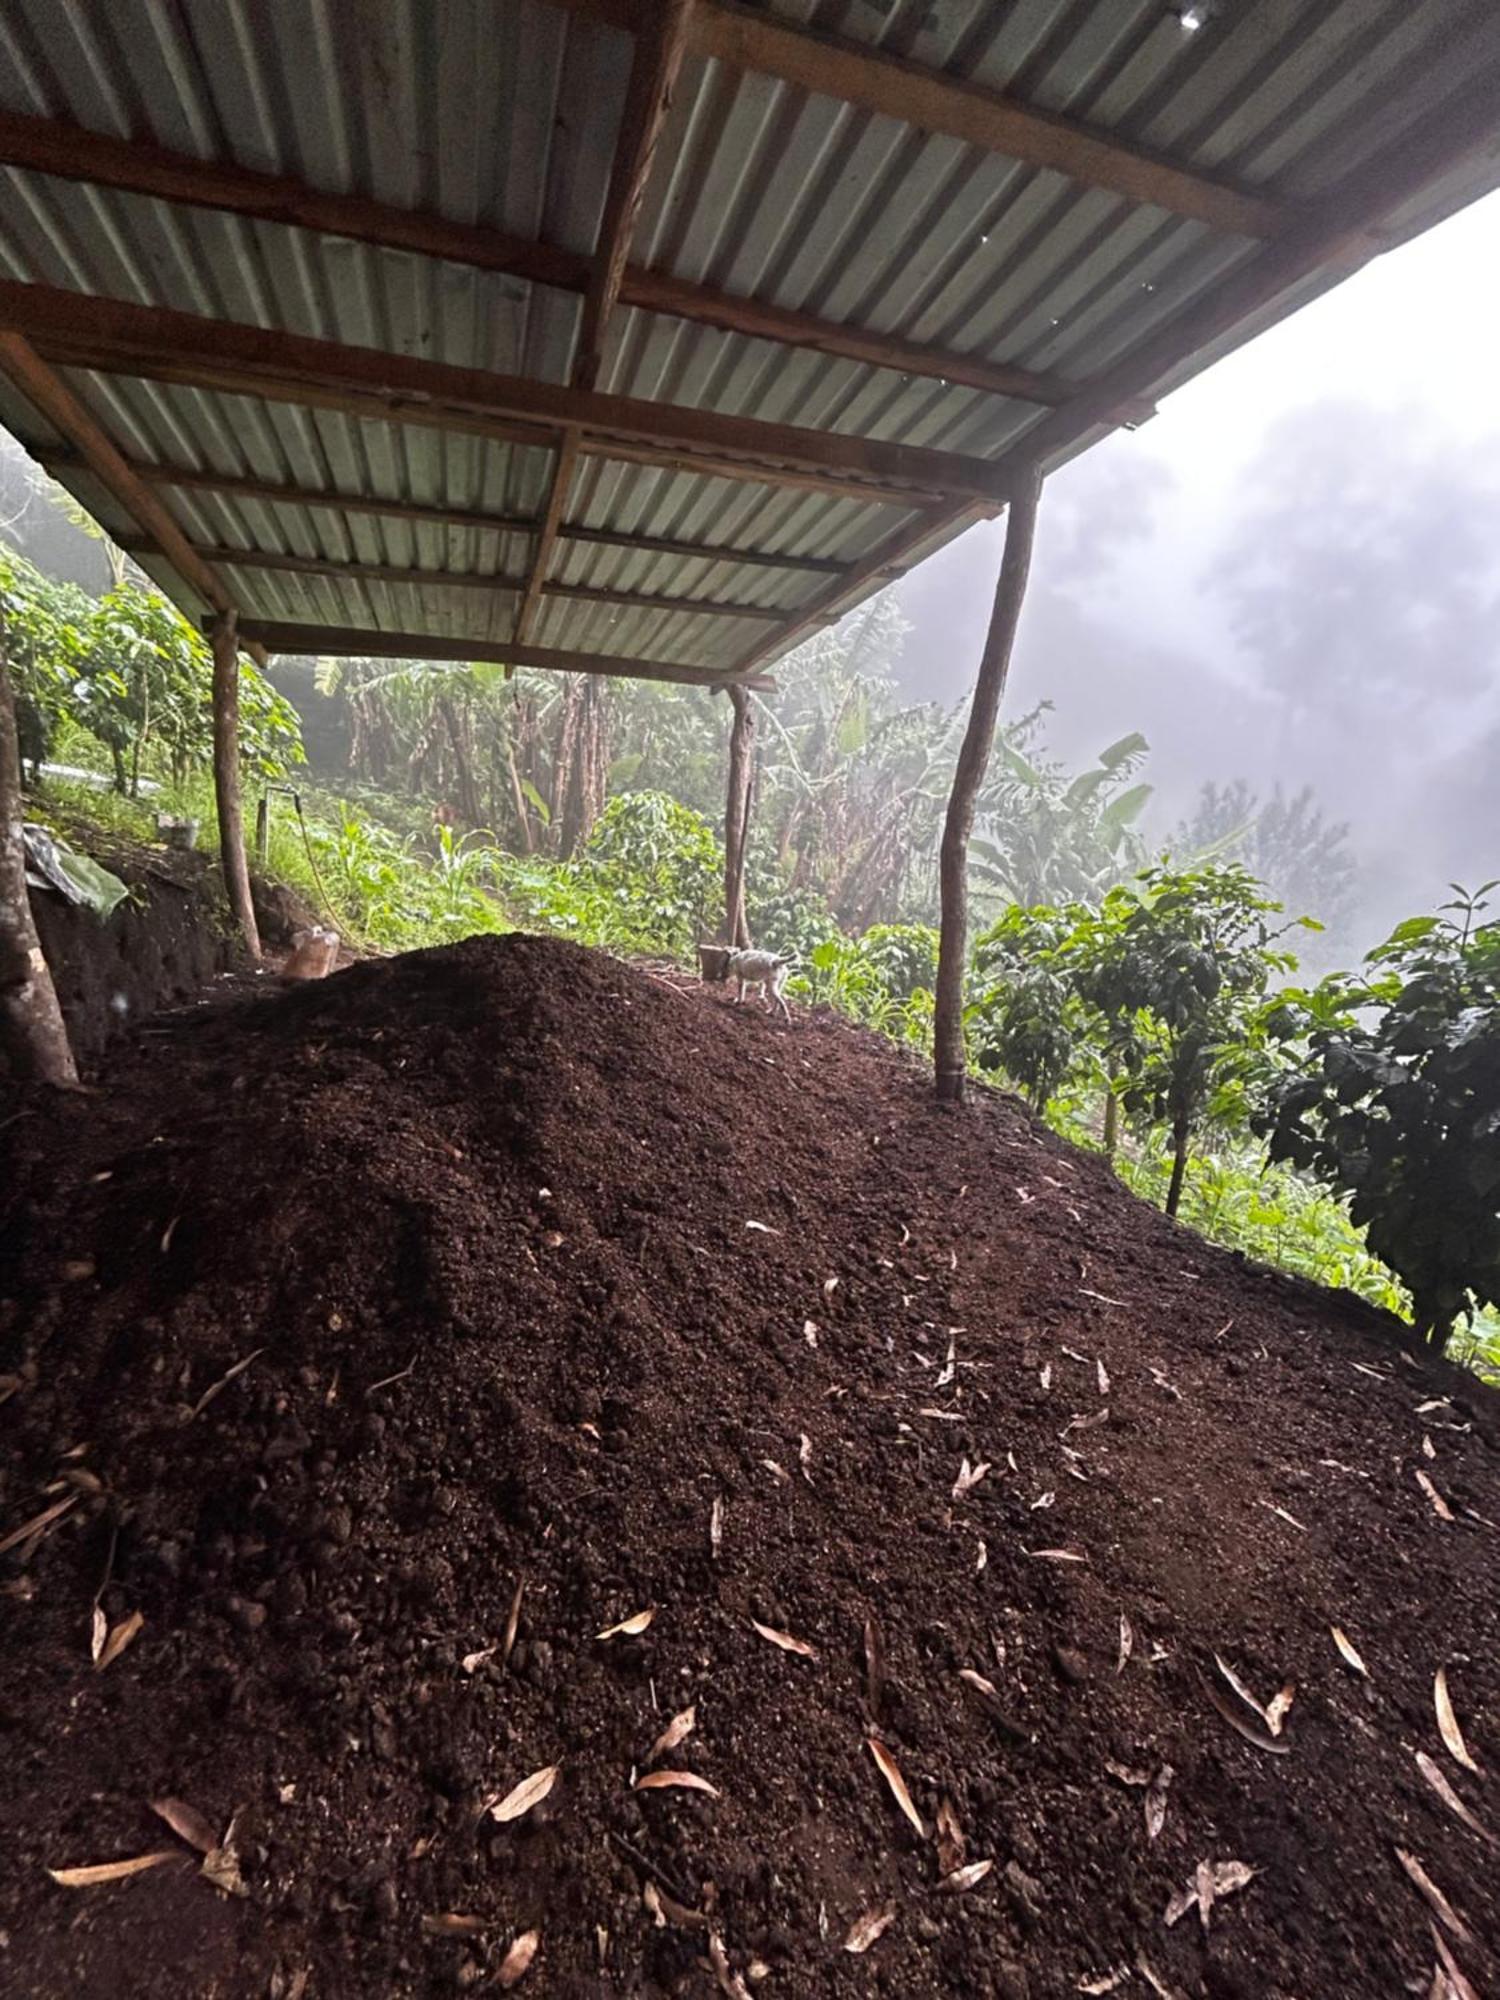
[1,935,1496,1998]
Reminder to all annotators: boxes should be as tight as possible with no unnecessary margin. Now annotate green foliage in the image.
[1260,883,1500,1346]
[969,904,1091,1111]
[581,792,720,953]
[857,923,939,1000]
[1175,779,1358,953]
[971,713,1152,907]
[790,932,934,1050]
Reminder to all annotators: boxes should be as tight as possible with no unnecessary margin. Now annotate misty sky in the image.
[894,188,1500,940]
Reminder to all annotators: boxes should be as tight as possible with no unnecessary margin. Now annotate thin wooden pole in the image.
[209,611,261,959]
[723,685,755,948]
[933,465,1043,1103]
[0,606,78,1083]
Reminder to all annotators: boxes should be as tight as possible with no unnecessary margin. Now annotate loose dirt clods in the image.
[0,934,1497,1996]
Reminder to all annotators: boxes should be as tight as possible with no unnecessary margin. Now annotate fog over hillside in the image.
[895,189,1500,950]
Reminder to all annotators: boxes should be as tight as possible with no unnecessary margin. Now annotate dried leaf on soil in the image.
[647,1705,697,1766]
[952,1456,990,1500]
[186,1347,263,1421]
[497,1929,540,1987]
[1394,1848,1473,1944]
[1118,1613,1134,1674]
[1027,1547,1087,1563]
[1040,1362,1053,1390]
[750,1619,817,1659]
[803,1319,819,1346]
[1077,1972,1131,1995]
[935,1795,966,1875]
[47,1851,179,1887]
[96,1610,144,1671]
[1096,1358,1110,1395]
[502,1576,525,1666]
[744,1220,777,1234]
[150,1797,218,1855]
[1203,1676,1291,1755]
[1435,1668,1482,1774]
[1105,1761,1153,1789]
[597,1608,654,1640]
[489,1765,559,1822]
[634,1770,720,1798]
[823,1276,840,1297]
[866,1736,928,1839]
[1431,1924,1484,2000]
[644,1880,708,1929]
[864,1615,885,1724]
[462,1646,497,1675]
[710,1495,723,1557]
[89,1603,107,1664]
[1415,1751,1495,1844]
[1214,1653,1274,1727]
[1331,1626,1369,1677]
[1417,1471,1454,1521]
[1145,1766,1174,1843]
[941,1859,994,1893]
[1164,1860,1255,1928]
[0,1493,77,1558]
[843,1904,896,1953]
[1265,1681,1296,1737]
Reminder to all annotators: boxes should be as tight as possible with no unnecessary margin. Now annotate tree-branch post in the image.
[0,606,78,1084]
[933,465,1044,1102]
[723,683,755,947]
[209,610,262,959]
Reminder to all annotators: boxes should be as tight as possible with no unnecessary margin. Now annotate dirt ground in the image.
[1,935,1496,1998]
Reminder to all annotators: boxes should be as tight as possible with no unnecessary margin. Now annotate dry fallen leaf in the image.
[1146,1765,1174,1842]
[708,1931,753,1999]
[1214,1654,1273,1726]
[648,1706,697,1766]
[940,1859,994,1894]
[597,1608,655,1640]
[1415,1751,1496,1845]
[710,1496,724,1558]
[462,1646,498,1675]
[1265,1681,1296,1738]
[750,1619,818,1659]
[422,1913,488,1936]
[952,1457,991,1501]
[843,1904,896,1953]
[823,1275,840,1297]
[867,1736,928,1839]
[1105,1761,1153,1789]
[1435,1668,1482,1774]
[1331,1626,1369,1677]
[502,1576,525,1666]
[634,1770,720,1798]
[90,1604,107,1665]
[1203,1677,1291,1756]
[1096,1358,1111,1395]
[1164,1859,1255,1928]
[497,1929,540,1987]
[489,1765,559,1823]
[744,1220,778,1235]
[150,1797,218,1856]
[1395,1848,1473,1944]
[47,1851,179,1888]
[1117,1613,1134,1674]
[1417,1471,1455,1521]
[1077,1972,1131,1995]
[935,1796,965,1876]
[1026,1547,1087,1563]
[96,1610,144,1672]
[644,1880,709,1929]
[1431,1924,1484,2000]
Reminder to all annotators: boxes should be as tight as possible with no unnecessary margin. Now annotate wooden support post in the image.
[209,611,261,960]
[722,684,755,948]
[0,607,77,1084]
[933,465,1043,1103]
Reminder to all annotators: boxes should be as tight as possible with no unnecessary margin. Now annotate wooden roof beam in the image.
[174,540,791,623]
[228,618,775,691]
[44,452,850,575]
[0,281,1012,507]
[0,108,1094,412]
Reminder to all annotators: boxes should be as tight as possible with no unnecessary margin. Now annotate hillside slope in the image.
[1,936,1496,1998]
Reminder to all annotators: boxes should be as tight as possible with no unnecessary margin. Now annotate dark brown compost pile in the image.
[1,935,1496,1999]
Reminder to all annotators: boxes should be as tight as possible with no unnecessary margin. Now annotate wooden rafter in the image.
[0,282,1011,507]
[515,431,582,645]
[555,0,1285,237]
[228,619,775,691]
[49,454,848,575]
[0,106,1114,413]
[174,540,790,623]
[574,0,695,394]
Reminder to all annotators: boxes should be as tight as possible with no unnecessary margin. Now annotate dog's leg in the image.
[734,979,746,1005]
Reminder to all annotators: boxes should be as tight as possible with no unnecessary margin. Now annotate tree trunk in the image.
[723,685,755,947]
[1165,1115,1191,1218]
[0,609,78,1084]
[1102,1084,1119,1159]
[210,612,262,959]
[504,735,536,854]
[437,693,482,827]
[933,466,1043,1102]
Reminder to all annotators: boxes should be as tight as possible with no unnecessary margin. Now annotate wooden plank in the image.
[229,618,775,690]
[0,330,246,624]
[687,3,1282,238]
[184,540,788,621]
[515,431,582,644]
[0,107,1092,411]
[0,283,1014,505]
[52,453,847,573]
[574,0,695,393]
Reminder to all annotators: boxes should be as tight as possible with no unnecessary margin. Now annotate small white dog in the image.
[725,946,794,1022]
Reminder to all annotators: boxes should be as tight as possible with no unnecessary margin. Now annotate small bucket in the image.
[155,814,200,851]
[697,943,732,985]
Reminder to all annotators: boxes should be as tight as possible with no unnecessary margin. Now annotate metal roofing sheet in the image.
[0,0,1497,678]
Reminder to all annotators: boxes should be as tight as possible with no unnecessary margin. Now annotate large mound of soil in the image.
[1,936,1496,1999]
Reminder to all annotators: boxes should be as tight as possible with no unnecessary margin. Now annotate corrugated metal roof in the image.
[0,0,1498,678]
